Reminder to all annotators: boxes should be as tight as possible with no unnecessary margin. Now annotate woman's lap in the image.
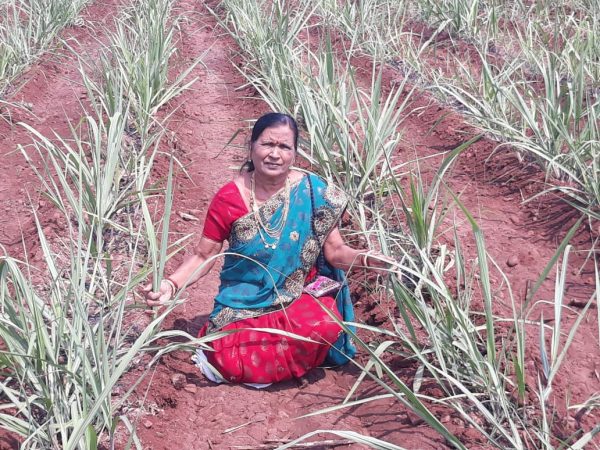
[198,294,342,384]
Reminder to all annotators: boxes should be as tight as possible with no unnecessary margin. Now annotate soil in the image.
[0,1,598,449]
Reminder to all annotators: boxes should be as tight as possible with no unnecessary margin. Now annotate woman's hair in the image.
[241,112,299,172]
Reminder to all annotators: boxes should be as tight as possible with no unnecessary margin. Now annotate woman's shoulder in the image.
[303,171,332,190]
[289,169,306,183]
[215,179,239,194]
[211,178,247,210]
[304,172,347,207]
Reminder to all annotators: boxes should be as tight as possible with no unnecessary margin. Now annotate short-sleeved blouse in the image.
[202,181,248,242]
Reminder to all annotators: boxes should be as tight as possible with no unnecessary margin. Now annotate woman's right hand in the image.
[142,280,176,308]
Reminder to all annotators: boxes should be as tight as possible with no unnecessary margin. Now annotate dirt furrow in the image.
[131,5,599,449]
[127,2,418,448]
[0,0,130,259]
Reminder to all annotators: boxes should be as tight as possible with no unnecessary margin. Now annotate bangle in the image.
[164,277,178,294]
[166,276,180,290]
[361,252,369,268]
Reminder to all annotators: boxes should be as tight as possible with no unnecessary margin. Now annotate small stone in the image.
[178,211,199,221]
[509,215,520,225]
[408,414,425,426]
[184,384,197,394]
[156,432,165,438]
[143,420,153,429]
[171,373,186,390]
[441,414,451,423]
[507,255,519,267]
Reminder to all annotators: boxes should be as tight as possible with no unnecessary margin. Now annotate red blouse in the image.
[202,179,318,282]
[202,181,248,242]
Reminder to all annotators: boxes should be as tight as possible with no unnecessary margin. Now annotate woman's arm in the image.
[322,228,363,271]
[168,237,223,288]
[323,227,392,272]
[144,236,223,306]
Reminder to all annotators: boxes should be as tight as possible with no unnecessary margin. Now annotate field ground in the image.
[0,0,598,449]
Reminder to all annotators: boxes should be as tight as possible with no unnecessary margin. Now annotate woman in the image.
[144,112,391,386]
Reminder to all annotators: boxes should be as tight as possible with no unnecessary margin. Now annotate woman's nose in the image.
[268,148,282,158]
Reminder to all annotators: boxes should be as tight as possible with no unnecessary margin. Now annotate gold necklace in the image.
[250,173,290,249]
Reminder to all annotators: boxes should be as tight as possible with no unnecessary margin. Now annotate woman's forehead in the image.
[258,125,294,140]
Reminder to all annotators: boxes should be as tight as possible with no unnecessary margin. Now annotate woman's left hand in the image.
[362,251,398,276]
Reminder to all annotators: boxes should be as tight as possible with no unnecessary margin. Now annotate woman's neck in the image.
[253,171,288,200]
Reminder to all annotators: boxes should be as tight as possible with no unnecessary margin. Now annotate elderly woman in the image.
[145,113,390,386]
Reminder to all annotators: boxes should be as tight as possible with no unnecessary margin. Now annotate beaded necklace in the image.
[250,172,290,249]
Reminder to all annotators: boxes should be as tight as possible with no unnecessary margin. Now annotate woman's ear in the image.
[246,146,251,162]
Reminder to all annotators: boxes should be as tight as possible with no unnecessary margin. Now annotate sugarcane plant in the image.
[0,0,90,97]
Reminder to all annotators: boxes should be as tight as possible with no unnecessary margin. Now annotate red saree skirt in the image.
[198,294,342,384]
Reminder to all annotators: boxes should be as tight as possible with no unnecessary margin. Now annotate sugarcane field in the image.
[0,0,599,448]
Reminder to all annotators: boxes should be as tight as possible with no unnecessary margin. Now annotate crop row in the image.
[0,0,89,98]
[316,0,600,223]
[213,0,599,448]
[0,0,204,448]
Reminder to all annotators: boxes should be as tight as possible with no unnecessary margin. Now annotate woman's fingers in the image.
[145,291,173,306]
[146,295,171,307]
[146,299,163,307]
[159,292,172,304]
[145,290,162,300]
[363,252,400,277]
[141,279,180,314]
[366,252,395,268]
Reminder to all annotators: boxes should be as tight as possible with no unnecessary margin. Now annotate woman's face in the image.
[250,124,296,179]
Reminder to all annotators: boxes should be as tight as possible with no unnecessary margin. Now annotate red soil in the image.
[0,0,598,449]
